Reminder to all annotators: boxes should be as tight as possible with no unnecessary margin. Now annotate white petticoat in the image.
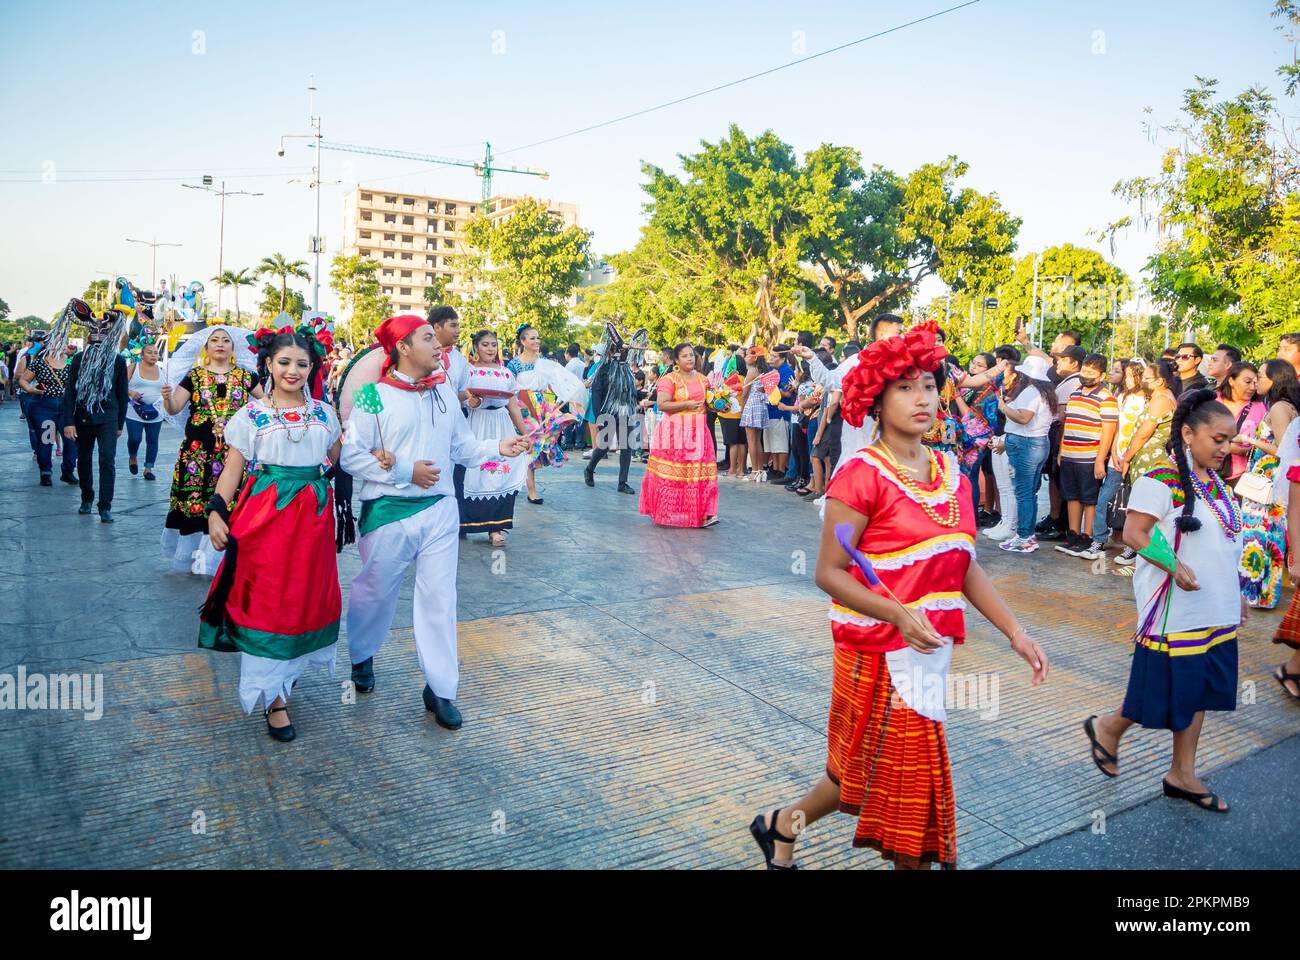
[160,528,220,578]
[238,645,337,715]
[462,405,528,499]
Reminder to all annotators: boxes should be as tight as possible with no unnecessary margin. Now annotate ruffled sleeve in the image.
[825,454,879,521]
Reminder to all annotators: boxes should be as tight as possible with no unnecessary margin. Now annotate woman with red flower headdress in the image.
[199,327,350,742]
[749,325,1048,870]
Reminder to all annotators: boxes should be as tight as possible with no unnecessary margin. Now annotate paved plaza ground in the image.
[1,407,1297,869]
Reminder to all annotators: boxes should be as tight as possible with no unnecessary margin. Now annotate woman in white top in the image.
[199,329,369,743]
[505,323,587,505]
[460,330,530,546]
[1085,389,1244,812]
[125,341,165,480]
[996,354,1058,551]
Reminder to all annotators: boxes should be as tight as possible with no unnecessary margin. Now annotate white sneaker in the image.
[982,521,1014,541]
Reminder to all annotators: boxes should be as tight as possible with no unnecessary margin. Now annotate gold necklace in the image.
[872,442,960,527]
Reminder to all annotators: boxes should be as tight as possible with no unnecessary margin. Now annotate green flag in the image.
[354,382,384,415]
[1139,524,1176,571]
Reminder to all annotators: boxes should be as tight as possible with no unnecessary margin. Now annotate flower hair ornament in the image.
[839,321,948,428]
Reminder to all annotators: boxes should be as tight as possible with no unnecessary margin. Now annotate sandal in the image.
[489,532,507,547]
[749,808,799,870]
[1162,778,1228,813]
[702,516,719,528]
[264,704,296,743]
[1274,665,1300,702]
[1083,715,1119,778]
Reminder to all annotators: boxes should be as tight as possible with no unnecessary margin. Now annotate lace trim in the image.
[828,595,966,628]
[852,447,961,506]
[867,536,976,571]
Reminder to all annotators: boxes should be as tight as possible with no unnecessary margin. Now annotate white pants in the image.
[345,496,462,700]
[991,447,1017,530]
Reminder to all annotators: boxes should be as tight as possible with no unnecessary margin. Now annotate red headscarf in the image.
[840,321,948,428]
[375,315,427,376]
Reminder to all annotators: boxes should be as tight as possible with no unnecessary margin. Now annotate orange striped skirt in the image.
[826,647,957,869]
[1275,586,1300,650]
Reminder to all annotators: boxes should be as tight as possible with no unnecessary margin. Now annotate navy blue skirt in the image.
[1121,626,1237,732]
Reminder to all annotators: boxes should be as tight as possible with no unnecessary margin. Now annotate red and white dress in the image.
[823,445,976,868]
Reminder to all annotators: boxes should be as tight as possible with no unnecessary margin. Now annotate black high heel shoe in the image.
[749,808,799,870]
[264,704,296,742]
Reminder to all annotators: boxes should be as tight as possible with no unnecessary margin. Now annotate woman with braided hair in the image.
[749,325,1047,870]
[198,328,350,742]
[1084,389,1245,812]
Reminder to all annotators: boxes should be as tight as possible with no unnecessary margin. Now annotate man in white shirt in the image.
[342,315,528,730]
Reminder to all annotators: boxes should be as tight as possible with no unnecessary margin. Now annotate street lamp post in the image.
[279,77,325,310]
[182,177,263,314]
[125,236,182,290]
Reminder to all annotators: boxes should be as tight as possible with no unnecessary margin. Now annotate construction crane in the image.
[313,141,548,202]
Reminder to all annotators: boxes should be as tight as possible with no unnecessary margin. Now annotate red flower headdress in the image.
[839,321,948,428]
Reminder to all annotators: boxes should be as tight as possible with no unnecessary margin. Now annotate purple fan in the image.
[834,522,881,587]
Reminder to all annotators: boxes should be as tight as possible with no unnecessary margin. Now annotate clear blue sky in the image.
[0,0,1291,322]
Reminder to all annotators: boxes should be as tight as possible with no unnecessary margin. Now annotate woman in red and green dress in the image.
[640,343,718,528]
[749,324,1048,869]
[200,329,355,743]
[160,325,261,575]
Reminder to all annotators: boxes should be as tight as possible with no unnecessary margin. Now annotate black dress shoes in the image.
[351,657,375,694]
[422,684,462,730]
[99,510,113,523]
[617,482,635,494]
[78,502,93,515]
[584,468,595,487]
[264,705,296,742]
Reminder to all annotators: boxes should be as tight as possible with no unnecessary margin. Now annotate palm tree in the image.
[258,253,311,313]
[213,268,257,323]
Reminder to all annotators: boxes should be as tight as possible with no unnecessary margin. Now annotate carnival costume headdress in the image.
[839,321,948,428]
[45,298,92,361]
[74,305,134,415]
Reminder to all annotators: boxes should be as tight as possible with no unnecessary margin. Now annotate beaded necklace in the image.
[871,442,961,528]
[269,395,310,443]
[1189,467,1241,538]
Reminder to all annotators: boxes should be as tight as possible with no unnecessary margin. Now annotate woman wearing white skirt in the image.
[460,330,530,546]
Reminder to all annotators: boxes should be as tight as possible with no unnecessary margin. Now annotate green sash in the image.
[359,494,445,537]
[247,464,330,515]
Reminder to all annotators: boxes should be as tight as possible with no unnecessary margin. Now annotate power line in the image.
[346,0,982,190]
[0,169,313,184]
[496,0,983,157]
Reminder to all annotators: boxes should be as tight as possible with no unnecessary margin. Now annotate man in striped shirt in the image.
[1054,353,1118,557]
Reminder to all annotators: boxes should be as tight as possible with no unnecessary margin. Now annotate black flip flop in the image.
[1083,715,1119,778]
[1162,778,1228,813]
[748,808,799,870]
[1274,665,1300,702]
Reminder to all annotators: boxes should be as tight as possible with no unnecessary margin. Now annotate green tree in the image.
[422,275,454,312]
[802,152,1020,340]
[81,279,110,312]
[456,196,592,346]
[257,254,310,314]
[257,283,307,322]
[994,245,1131,352]
[329,254,390,346]
[1101,8,1300,356]
[212,268,257,323]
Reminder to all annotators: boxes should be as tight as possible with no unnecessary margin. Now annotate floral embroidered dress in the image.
[165,366,256,535]
[1238,418,1286,609]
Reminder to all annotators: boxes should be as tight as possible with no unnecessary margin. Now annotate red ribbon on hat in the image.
[840,321,948,428]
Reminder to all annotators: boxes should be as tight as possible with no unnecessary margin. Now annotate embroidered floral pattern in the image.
[166,366,255,534]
